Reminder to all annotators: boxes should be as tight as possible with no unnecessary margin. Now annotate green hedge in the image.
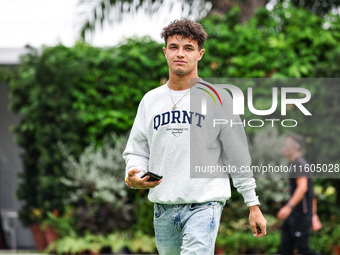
[216,226,340,255]
[9,39,167,225]
[199,4,340,78]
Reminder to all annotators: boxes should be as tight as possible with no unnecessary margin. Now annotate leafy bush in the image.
[74,199,133,235]
[59,133,136,235]
[59,133,128,204]
[217,218,340,254]
[47,231,157,254]
[43,206,77,237]
[216,227,281,254]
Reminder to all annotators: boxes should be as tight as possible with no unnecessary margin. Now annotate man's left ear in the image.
[198,49,205,61]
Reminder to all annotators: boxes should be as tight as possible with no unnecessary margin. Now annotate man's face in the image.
[163,35,205,76]
[282,137,297,158]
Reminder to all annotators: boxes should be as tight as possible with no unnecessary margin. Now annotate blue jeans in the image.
[153,201,223,255]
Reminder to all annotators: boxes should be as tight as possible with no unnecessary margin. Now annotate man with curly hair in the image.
[123,19,267,254]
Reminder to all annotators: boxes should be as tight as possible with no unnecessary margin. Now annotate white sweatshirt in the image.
[123,81,259,206]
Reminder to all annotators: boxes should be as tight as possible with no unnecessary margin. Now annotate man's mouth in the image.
[175,60,186,64]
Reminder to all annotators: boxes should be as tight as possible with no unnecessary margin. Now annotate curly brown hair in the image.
[161,19,208,50]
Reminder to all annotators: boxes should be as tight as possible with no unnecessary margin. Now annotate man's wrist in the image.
[249,205,260,212]
[287,202,294,209]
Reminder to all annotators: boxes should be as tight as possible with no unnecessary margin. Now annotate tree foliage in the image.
[199,4,340,78]
[77,0,207,39]
[281,0,340,16]
[77,0,340,40]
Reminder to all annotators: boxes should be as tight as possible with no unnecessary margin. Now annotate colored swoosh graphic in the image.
[197,87,217,105]
[197,82,223,106]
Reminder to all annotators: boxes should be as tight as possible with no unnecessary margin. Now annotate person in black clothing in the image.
[277,134,320,255]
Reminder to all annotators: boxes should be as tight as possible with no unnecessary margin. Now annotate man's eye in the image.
[186,48,193,51]
[170,46,177,49]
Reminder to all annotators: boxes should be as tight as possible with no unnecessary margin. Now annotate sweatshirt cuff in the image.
[240,189,260,207]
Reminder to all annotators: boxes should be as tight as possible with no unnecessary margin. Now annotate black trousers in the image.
[280,213,320,255]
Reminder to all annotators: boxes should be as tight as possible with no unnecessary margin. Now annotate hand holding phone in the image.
[141,171,163,182]
[126,169,162,189]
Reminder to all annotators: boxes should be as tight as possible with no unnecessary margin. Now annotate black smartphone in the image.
[141,171,163,182]
[257,226,262,234]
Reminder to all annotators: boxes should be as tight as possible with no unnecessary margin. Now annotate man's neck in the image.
[289,152,302,163]
[168,72,200,91]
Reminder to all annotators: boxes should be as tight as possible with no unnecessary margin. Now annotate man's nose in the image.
[177,48,184,58]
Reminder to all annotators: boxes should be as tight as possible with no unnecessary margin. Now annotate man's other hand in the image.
[277,205,292,220]
[249,205,267,238]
